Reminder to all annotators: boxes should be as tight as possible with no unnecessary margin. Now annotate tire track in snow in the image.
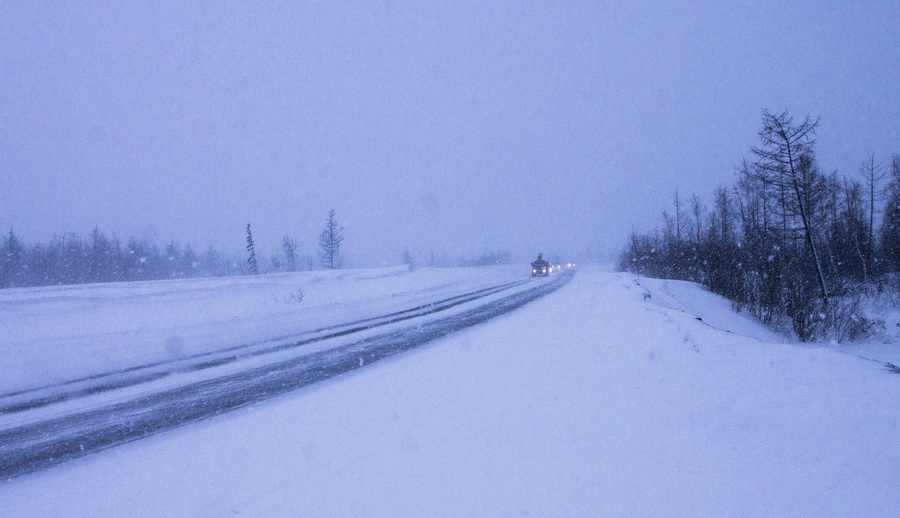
[0,279,531,415]
[0,272,573,481]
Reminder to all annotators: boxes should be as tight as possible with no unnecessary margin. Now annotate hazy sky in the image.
[2,1,899,266]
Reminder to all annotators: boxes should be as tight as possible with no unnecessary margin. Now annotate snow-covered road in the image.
[0,272,571,479]
[1,268,570,479]
[1,266,898,516]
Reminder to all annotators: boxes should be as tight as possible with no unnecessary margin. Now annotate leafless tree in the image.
[710,185,734,243]
[881,155,900,269]
[661,209,675,241]
[245,223,258,275]
[751,110,829,304]
[673,190,687,242]
[690,193,705,243]
[859,152,886,252]
[318,209,344,270]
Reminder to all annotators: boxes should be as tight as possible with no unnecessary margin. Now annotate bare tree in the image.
[859,152,886,255]
[318,209,344,270]
[737,158,775,235]
[710,185,734,243]
[881,155,900,270]
[829,179,870,282]
[690,193,705,243]
[751,110,829,304]
[245,223,258,275]
[673,189,687,242]
[661,209,675,241]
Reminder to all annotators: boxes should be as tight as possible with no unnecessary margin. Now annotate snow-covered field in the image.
[2,266,899,516]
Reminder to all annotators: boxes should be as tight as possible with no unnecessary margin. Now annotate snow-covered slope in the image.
[1,267,898,516]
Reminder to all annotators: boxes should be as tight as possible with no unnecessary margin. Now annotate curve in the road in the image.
[0,272,573,481]
[0,279,532,415]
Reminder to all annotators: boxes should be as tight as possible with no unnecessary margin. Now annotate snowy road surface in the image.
[1,266,898,517]
[0,269,571,479]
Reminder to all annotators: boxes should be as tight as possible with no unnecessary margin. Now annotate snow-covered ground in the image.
[1,266,898,516]
[0,265,527,394]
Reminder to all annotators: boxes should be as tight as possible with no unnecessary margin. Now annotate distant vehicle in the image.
[531,253,549,277]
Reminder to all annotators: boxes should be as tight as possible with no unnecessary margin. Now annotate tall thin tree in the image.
[751,110,829,304]
[318,209,344,270]
[860,152,886,260]
[246,223,258,275]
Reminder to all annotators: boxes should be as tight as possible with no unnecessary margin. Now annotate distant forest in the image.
[0,228,265,287]
[0,226,513,289]
[619,110,900,341]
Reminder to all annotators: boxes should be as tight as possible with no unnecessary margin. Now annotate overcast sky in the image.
[2,1,899,266]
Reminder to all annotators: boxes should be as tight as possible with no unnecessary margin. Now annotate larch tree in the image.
[751,109,829,305]
[246,223,258,275]
[318,209,344,270]
[859,152,886,263]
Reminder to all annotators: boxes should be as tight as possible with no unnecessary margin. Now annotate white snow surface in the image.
[0,265,526,393]
[1,266,899,516]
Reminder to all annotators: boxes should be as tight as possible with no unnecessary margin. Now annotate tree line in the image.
[0,209,346,289]
[1,227,234,287]
[1,207,513,289]
[618,110,900,341]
